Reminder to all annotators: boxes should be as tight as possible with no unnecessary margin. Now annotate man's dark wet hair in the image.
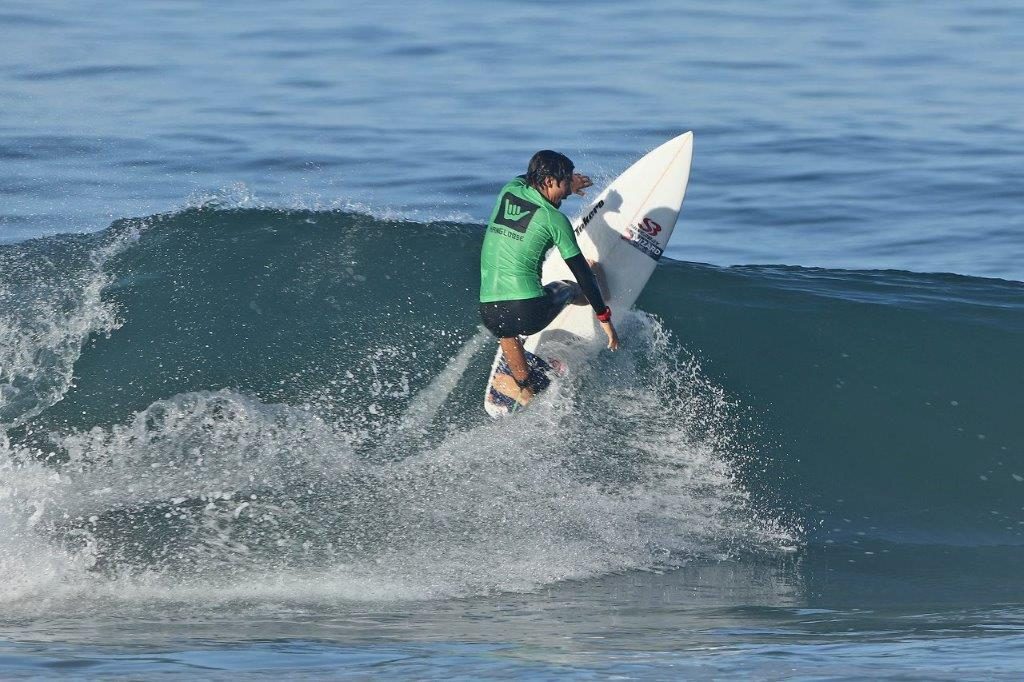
[526,150,574,189]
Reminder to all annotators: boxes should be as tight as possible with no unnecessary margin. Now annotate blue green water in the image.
[2,1,1024,678]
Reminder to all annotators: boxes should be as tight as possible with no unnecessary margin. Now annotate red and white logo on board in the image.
[621,216,664,261]
[638,217,662,237]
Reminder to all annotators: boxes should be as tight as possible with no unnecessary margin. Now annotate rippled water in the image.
[3,0,1023,278]
[2,0,1023,678]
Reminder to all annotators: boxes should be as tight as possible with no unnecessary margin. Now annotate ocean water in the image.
[2,1,1023,679]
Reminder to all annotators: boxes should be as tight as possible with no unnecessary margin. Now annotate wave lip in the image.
[0,225,143,429]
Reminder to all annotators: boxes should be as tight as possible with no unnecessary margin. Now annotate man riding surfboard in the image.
[479,150,619,408]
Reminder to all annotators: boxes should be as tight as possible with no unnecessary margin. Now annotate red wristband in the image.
[596,307,612,323]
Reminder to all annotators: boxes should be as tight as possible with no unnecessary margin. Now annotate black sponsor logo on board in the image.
[573,199,605,235]
[622,226,663,261]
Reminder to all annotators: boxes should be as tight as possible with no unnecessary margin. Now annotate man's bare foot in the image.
[492,373,534,405]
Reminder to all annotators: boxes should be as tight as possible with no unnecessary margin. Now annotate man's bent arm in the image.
[564,253,608,314]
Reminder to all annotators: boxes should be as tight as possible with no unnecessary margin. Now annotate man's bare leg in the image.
[495,336,534,405]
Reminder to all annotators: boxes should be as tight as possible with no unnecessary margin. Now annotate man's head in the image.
[526,150,574,207]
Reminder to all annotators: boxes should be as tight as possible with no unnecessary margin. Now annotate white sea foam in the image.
[184,181,476,224]
[0,312,799,616]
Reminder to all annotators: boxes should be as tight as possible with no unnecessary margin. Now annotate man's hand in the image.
[571,173,592,196]
[601,320,619,351]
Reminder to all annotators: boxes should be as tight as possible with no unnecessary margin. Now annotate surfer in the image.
[479,150,619,407]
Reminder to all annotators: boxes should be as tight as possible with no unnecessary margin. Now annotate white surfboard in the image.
[484,131,694,418]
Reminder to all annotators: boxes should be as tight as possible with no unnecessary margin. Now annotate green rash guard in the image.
[479,176,582,303]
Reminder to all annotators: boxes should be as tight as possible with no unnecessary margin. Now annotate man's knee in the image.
[546,280,581,307]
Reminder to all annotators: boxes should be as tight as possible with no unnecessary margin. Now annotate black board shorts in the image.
[479,280,580,338]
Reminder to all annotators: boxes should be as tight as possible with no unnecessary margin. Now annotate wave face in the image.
[0,208,793,607]
[1,208,1021,607]
[648,262,1024,546]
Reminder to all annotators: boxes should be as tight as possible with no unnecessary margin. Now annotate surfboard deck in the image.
[484,131,694,418]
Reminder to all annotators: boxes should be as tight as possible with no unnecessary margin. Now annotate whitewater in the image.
[2,206,1022,676]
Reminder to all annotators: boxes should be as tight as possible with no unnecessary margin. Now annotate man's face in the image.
[545,175,573,207]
